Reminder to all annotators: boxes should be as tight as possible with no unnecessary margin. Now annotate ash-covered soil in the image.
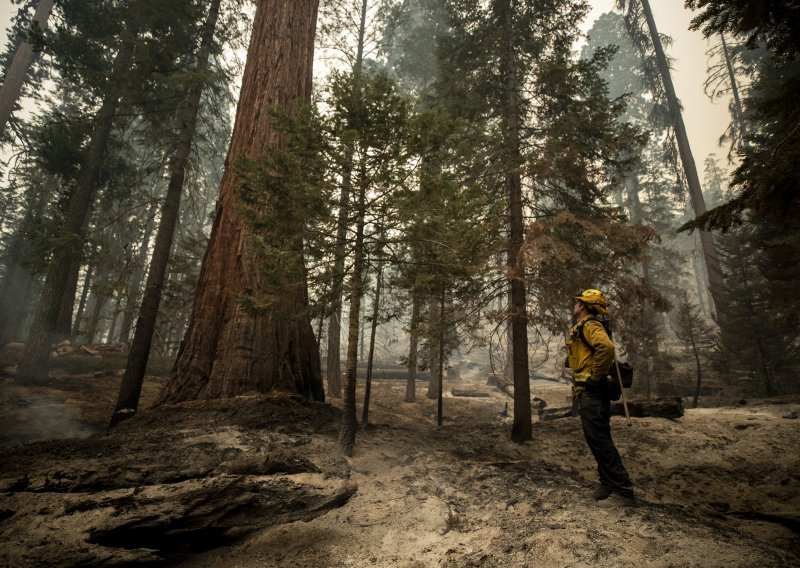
[1,371,798,567]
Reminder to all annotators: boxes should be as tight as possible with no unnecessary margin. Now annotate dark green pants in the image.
[578,390,634,498]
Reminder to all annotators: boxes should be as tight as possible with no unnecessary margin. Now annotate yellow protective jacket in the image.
[566,315,615,384]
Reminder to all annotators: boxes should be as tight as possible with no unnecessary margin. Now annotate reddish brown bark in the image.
[159,0,324,403]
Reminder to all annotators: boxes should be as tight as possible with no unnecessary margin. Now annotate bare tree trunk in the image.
[340,159,368,456]
[500,0,531,443]
[404,287,420,402]
[112,0,222,425]
[325,157,351,398]
[72,262,93,338]
[119,209,157,343]
[361,253,383,425]
[720,32,746,143]
[158,0,323,404]
[0,0,55,136]
[85,282,109,345]
[106,291,123,342]
[54,257,81,341]
[690,334,701,409]
[437,288,445,426]
[426,297,443,401]
[639,0,723,314]
[16,37,133,384]
[326,0,369,399]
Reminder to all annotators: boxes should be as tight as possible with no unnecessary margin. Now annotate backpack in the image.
[577,316,633,400]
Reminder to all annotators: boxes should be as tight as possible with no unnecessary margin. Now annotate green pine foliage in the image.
[672,291,716,407]
[685,0,800,60]
[713,227,798,395]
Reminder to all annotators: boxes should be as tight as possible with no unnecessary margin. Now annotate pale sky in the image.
[583,0,732,173]
[0,0,731,174]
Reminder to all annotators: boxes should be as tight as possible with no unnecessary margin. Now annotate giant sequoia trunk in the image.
[158,0,324,404]
[0,0,55,136]
[639,0,724,313]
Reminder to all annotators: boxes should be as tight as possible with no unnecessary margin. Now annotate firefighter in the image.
[566,288,635,508]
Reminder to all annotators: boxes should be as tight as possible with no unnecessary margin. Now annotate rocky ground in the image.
[1,369,798,567]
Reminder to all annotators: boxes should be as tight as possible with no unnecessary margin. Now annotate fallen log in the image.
[451,389,491,398]
[612,397,684,419]
[80,345,100,357]
[539,398,684,421]
[539,407,573,421]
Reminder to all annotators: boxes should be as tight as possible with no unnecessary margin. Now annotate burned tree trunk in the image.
[159,0,324,404]
[361,249,383,425]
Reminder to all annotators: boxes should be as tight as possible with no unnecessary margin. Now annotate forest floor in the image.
[0,364,799,567]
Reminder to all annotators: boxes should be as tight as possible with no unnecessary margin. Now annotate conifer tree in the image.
[159,0,325,404]
[0,0,54,139]
[616,0,725,314]
[15,0,204,384]
[673,291,715,407]
[111,0,224,426]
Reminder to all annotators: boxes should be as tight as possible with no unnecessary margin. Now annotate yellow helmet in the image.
[575,288,609,315]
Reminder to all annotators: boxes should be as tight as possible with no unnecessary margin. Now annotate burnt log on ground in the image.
[612,397,684,419]
[451,389,491,398]
[0,395,356,566]
[539,398,685,422]
[539,407,574,421]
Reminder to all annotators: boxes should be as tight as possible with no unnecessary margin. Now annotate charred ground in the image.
[0,366,798,567]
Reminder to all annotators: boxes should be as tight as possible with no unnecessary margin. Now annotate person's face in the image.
[573,300,584,316]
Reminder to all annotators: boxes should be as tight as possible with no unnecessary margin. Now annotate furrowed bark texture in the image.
[159,0,324,404]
